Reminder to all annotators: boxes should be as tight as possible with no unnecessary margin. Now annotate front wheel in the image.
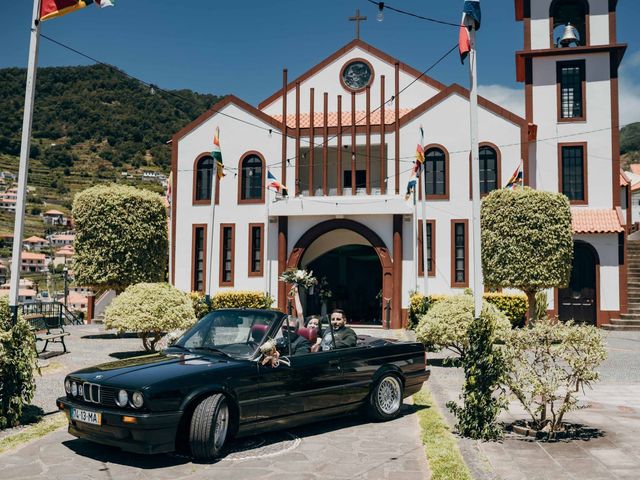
[189,393,229,461]
[367,373,403,421]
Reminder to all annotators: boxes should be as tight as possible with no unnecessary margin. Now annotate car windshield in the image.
[173,309,284,359]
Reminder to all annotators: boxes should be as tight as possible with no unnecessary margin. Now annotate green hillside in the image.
[621,122,640,169]
[0,64,222,237]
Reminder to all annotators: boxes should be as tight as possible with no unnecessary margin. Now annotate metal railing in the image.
[21,301,82,326]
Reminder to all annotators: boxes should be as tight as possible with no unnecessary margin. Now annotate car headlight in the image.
[71,382,78,396]
[64,379,71,394]
[116,389,128,407]
[131,392,144,409]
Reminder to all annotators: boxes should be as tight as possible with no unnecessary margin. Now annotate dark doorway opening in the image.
[306,244,382,325]
[558,241,597,325]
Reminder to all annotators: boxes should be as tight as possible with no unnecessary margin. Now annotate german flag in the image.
[40,0,113,22]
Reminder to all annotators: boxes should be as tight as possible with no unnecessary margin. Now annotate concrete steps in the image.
[602,241,640,329]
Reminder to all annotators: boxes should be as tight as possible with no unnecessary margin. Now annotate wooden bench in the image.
[25,314,70,354]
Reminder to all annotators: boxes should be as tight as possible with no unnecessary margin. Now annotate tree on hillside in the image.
[72,184,168,293]
[481,187,573,322]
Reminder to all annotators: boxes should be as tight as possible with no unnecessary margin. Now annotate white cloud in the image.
[478,84,525,117]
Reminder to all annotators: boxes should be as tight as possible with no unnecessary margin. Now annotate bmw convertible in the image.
[57,308,430,460]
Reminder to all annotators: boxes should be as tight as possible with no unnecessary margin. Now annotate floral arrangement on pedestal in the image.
[279,268,317,317]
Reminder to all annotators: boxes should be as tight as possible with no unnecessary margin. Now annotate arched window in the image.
[550,0,589,47]
[239,153,264,202]
[424,147,448,199]
[195,155,214,201]
[479,146,499,194]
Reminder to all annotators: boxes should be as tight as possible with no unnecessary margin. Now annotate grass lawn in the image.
[414,387,473,480]
[0,412,67,455]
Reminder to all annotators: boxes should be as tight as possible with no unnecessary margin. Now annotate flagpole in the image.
[205,170,217,303]
[9,0,41,321]
[469,24,484,318]
[421,189,428,296]
[264,176,271,297]
[413,187,418,294]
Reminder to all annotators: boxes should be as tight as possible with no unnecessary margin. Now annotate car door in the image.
[256,349,344,420]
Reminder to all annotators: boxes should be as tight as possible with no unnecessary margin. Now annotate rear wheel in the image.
[367,373,403,421]
[189,393,229,461]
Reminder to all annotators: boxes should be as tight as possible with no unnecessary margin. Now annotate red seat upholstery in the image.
[297,327,317,345]
[251,324,268,342]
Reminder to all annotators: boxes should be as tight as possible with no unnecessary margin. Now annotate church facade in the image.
[170,0,627,329]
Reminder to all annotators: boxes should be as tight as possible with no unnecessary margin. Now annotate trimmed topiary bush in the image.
[484,293,528,328]
[481,187,573,322]
[73,184,168,294]
[105,283,196,352]
[190,291,274,318]
[416,295,511,358]
[0,298,38,429]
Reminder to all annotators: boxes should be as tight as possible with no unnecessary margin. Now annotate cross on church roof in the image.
[349,8,367,40]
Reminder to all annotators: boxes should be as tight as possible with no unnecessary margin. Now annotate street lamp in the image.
[62,266,68,310]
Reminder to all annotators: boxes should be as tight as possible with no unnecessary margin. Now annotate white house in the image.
[171,0,627,328]
[23,235,48,251]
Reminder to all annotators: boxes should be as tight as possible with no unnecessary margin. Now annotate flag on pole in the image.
[267,170,288,196]
[458,0,481,63]
[40,0,114,22]
[212,127,226,179]
[416,127,425,166]
[405,164,421,201]
[504,160,524,190]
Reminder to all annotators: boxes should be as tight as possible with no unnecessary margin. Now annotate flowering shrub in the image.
[190,291,274,318]
[501,318,607,432]
[416,295,511,358]
[105,283,196,352]
[0,298,37,429]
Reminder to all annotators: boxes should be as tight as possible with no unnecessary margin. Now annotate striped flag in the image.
[458,0,481,63]
[40,0,114,22]
[267,170,288,196]
[416,127,425,166]
[504,160,524,190]
[212,127,226,180]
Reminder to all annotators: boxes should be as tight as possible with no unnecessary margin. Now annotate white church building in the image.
[170,0,628,329]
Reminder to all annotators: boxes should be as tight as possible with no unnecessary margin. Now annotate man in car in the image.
[276,317,311,356]
[320,309,357,351]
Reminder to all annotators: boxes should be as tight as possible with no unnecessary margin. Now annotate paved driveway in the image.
[0,325,430,480]
[429,331,640,480]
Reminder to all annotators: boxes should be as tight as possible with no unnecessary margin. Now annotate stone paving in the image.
[428,330,640,480]
[0,324,430,480]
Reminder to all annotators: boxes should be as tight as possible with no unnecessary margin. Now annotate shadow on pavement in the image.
[81,333,140,340]
[60,402,426,468]
[427,357,461,368]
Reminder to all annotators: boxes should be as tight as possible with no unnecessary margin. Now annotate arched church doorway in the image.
[286,219,394,327]
[558,241,598,325]
[305,244,382,324]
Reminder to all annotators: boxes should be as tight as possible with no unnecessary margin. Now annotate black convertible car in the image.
[57,309,430,460]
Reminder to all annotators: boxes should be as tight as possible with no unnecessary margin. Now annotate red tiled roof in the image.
[620,169,631,186]
[21,251,46,260]
[24,235,47,243]
[272,109,413,129]
[571,208,624,234]
[44,209,65,215]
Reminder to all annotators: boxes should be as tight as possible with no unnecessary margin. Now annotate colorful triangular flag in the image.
[40,0,114,22]
[212,127,226,179]
[458,0,481,63]
[267,170,288,196]
[504,160,524,190]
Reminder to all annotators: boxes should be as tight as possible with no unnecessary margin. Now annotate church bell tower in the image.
[515,0,626,209]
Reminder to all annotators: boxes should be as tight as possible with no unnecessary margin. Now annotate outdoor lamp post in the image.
[63,266,68,309]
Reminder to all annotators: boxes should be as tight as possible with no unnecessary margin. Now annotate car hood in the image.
[70,350,244,388]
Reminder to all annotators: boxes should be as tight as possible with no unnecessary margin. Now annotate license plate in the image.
[71,408,102,425]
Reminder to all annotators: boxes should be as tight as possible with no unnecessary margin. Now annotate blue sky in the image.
[1,1,639,123]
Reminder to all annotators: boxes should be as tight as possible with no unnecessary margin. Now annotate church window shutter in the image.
[424,147,449,200]
[195,156,214,201]
[239,154,264,203]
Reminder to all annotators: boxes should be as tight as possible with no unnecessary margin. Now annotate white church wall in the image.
[530,0,552,50]
[531,52,613,208]
[261,45,441,116]
[589,1,611,46]
[574,233,620,312]
[174,102,282,293]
